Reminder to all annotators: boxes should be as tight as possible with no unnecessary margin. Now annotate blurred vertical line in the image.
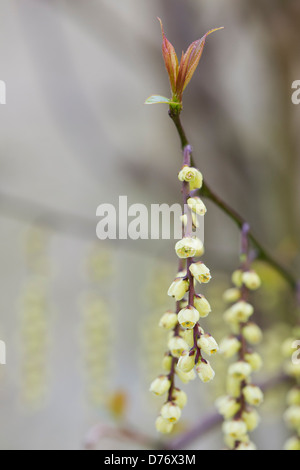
[58,0,159,70]
[80,245,115,409]
[249,0,300,248]
[15,0,164,190]
[15,0,111,179]
[18,226,53,409]
[50,0,166,173]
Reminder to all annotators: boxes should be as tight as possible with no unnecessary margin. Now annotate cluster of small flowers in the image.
[19,279,50,406]
[217,268,263,450]
[19,227,51,407]
[282,326,300,450]
[81,296,113,406]
[86,245,114,282]
[150,165,218,434]
[81,246,115,407]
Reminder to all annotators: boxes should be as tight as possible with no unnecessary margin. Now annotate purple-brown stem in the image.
[167,300,181,402]
[167,144,194,403]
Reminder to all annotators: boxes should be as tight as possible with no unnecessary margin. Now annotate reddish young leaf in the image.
[176,27,224,99]
[158,18,179,95]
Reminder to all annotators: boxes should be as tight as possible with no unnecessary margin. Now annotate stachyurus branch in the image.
[84,373,289,450]
[168,109,298,292]
[167,372,289,450]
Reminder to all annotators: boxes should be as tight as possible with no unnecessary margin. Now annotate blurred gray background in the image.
[0,0,299,450]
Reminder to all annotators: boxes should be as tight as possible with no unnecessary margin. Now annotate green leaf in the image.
[144,95,171,105]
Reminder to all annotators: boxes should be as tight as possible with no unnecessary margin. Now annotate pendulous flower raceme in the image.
[149,148,219,434]
[216,225,263,450]
[144,15,300,451]
[282,320,300,450]
[146,17,223,436]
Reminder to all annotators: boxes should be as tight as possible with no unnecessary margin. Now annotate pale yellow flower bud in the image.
[172,388,188,409]
[282,338,296,358]
[175,366,196,384]
[242,323,263,345]
[178,166,203,190]
[242,271,261,290]
[284,436,300,451]
[179,299,188,309]
[189,262,211,284]
[180,213,200,228]
[189,171,203,191]
[178,166,192,182]
[193,237,205,257]
[167,331,175,342]
[177,350,196,373]
[192,213,200,227]
[284,361,300,378]
[178,306,200,329]
[149,375,171,396]
[228,361,252,381]
[175,237,198,259]
[228,322,241,336]
[194,294,211,318]
[180,327,203,348]
[222,419,248,439]
[155,416,174,434]
[177,270,187,278]
[159,311,178,330]
[224,301,254,324]
[196,360,215,383]
[226,376,242,398]
[168,278,189,301]
[236,442,257,451]
[197,334,219,356]
[224,435,235,450]
[219,336,241,359]
[232,269,243,288]
[242,409,261,432]
[187,197,207,216]
[224,433,249,450]
[284,406,300,430]
[245,352,263,372]
[287,388,300,406]
[243,385,264,407]
[215,396,241,420]
[168,336,189,358]
[180,214,187,227]
[223,288,241,304]
[162,354,173,372]
[161,402,182,423]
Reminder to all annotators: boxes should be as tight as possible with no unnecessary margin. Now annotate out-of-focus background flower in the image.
[0,0,299,450]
